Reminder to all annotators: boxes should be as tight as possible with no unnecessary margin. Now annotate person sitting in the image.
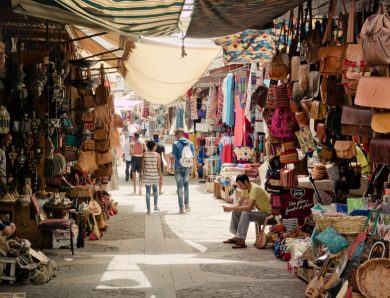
[0,220,16,237]
[222,174,272,249]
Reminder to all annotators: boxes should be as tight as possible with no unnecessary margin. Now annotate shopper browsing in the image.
[130,133,146,195]
[172,128,195,213]
[123,135,132,182]
[152,133,168,194]
[142,140,162,215]
[223,174,272,249]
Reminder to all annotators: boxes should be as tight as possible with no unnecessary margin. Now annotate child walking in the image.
[142,140,162,214]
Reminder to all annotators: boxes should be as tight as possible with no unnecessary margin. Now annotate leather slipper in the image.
[232,243,247,249]
[223,238,237,244]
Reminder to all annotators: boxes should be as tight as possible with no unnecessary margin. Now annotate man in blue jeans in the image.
[172,128,194,213]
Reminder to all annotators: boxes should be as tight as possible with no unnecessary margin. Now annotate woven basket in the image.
[66,187,90,198]
[357,258,390,298]
[313,214,367,235]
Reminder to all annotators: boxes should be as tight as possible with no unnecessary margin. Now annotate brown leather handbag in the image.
[63,146,79,162]
[318,45,347,75]
[316,122,326,141]
[309,100,327,120]
[334,140,357,159]
[82,111,94,122]
[318,0,346,75]
[355,77,390,109]
[326,76,346,106]
[95,64,110,106]
[95,140,111,153]
[94,129,109,141]
[113,114,124,128]
[94,163,113,177]
[77,150,98,173]
[371,112,390,133]
[96,150,112,166]
[361,2,390,66]
[341,106,373,136]
[370,138,390,164]
[302,0,322,64]
[81,140,95,151]
[94,104,110,128]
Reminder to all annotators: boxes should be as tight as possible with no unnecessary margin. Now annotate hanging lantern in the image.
[0,105,10,134]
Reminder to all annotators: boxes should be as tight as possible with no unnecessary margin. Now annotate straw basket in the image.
[357,258,390,298]
[313,214,366,235]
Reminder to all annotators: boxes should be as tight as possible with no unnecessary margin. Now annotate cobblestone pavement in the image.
[0,165,305,297]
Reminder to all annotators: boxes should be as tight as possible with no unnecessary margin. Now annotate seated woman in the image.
[0,220,16,237]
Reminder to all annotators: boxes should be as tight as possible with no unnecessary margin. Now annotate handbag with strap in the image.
[296,127,317,154]
[302,1,322,64]
[96,149,112,166]
[355,77,390,109]
[269,22,290,81]
[361,2,390,66]
[94,163,113,177]
[94,128,109,141]
[81,140,95,151]
[370,138,390,164]
[77,150,98,173]
[309,100,327,120]
[82,111,94,122]
[334,140,357,159]
[341,106,373,136]
[318,0,347,75]
[371,112,390,133]
[63,146,79,162]
[95,140,111,153]
[295,111,310,128]
[95,64,110,106]
[271,107,298,139]
[113,114,124,128]
[326,76,346,106]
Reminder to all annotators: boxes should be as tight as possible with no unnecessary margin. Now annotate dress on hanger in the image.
[234,74,246,147]
[225,73,234,127]
[220,135,233,164]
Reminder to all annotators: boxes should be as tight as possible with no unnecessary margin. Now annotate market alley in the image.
[1,165,305,298]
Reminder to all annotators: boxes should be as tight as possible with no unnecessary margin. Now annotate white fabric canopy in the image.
[124,37,221,105]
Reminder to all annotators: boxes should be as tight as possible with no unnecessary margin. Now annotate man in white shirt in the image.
[123,136,132,182]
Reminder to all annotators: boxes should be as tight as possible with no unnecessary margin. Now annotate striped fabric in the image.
[143,151,160,185]
[216,81,224,123]
[54,0,185,36]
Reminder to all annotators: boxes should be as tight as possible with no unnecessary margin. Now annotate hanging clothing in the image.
[176,104,185,129]
[191,91,199,120]
[220,135,233,164]
[216,80,224,123]
[234,74,247,147]
[254,106,265,133]
[225,73,235,127]
[208,83,218,121]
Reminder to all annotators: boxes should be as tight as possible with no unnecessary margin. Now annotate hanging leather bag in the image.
[272,84,290,108]
[77,150,98,173]
[371,112,390,133]
[94,128,109,141]
[95,140,111,153]
[95,64,110,106]
[96,149,112,166]
[318,0,347,75]
[269,21,290,81]
[94,163,113,177]
[326,76,346,106]
[370,138,390,163]
[355,76,390,108]
[113,114,124,128]
[341,106,373,136]
[334,140,357,159]
[63,146,79,162]
[302,0,322,64]
[361,2,390,66]
[309,100,327,120]
[81,140,95,151]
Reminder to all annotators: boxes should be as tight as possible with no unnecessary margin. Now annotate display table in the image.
[298,176,369,196]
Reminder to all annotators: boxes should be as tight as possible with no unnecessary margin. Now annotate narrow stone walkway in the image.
[1,166,305,297]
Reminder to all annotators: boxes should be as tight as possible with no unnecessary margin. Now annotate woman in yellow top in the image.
[222,174,272,249]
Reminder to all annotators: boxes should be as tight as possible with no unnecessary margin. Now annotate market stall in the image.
[0,6,123,284]
[198,0,390,296]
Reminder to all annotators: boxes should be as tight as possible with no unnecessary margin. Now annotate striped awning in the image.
[12,0,185,37]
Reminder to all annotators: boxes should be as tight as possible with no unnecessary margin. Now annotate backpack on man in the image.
[180,144,193,168]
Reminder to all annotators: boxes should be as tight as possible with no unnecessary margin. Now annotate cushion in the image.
[316,226,349,253]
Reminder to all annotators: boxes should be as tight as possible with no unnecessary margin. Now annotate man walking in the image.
[223,174,272,249]
[172,128,194,213]
[130,132,146,195]
[153,133,167,194]
[123,135,132,182]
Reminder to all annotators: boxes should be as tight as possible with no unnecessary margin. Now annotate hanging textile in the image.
[206,86,213,121]
[142,100,150,119]
[234,74,247,147]
[216,80,224,123]
[223,73,235,127]
[255,106,265,134]
[176,104,185,129]
[220,135,234,164]
[185,91,193,130]
[41,0,186,36]
[214,29,275,64]
[186,0,303,38]
[208,83,218,122]
[191,89,199,121]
